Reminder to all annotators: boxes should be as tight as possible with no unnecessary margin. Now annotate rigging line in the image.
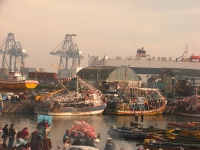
[175,80,184,91]
[51,38,65,52]
[0,37,7,45]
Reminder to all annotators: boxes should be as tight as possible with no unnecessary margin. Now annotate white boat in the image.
[34,76,106,116]
[58,145,99,150]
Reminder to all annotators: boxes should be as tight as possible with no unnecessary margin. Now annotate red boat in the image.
[166,122,200,129]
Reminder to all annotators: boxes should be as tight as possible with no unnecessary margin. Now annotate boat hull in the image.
[143,144,200,150]
[175,109,200,118]
[34,104,107,116]
[104,102,166,115]
[0,80,38,91]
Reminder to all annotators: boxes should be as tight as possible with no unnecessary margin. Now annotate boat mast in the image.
[76,76,79,98]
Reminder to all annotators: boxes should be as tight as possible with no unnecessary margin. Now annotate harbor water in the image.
[0,113,199,150]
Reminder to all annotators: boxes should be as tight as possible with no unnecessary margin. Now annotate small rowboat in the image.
[37,114,52,132]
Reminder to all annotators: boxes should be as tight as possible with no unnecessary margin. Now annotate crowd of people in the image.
[106,87,166,112]
[1,124,126,150]
[1,123,52,150]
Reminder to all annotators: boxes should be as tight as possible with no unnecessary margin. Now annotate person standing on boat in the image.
[2,124,9,148]
[72,136,82,145]
[83,136,96,147]
[8,124,17,150]
[104,138,116,150]
[42,135,52,150]
[63,137,71,149]
[63,130,71,143]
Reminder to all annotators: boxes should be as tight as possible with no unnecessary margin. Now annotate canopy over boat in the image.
[37,114,52,126]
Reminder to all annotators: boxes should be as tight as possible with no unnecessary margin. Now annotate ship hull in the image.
[34,104,107,116]
[0,80,38,91]
[104,101,167,115]
[175,109,200,118]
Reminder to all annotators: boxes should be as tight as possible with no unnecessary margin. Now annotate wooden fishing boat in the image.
[143,143,200,150]
[34,76,106,116]
[0,71,38,91]
[139,139,200,150]
[175,92,200,118]
[108,125,168,139]
[37,114,52,132]
[68,120,100,145]
[104,87,167,115]
[166,122,200,129]
[108,127,149,139]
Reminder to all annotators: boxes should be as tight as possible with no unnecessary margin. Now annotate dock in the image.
[1,99,34,114]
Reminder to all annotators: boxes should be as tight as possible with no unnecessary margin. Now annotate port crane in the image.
[50,34,84,70]
[0,33,28,71]
[176,44,189,62]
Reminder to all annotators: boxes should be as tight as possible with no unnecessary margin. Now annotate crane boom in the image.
[51,63,61,70]
[15,60,24,67]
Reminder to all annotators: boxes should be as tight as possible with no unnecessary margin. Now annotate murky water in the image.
[0,114,199,150]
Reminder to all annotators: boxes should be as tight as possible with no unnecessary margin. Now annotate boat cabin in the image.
[137,97,145,104]
[8,71,26,81]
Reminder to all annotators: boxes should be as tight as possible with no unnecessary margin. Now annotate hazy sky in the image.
[0,0,200,72]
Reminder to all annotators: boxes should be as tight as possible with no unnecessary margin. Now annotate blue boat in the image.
[37,114,52,132]
[108,125,149,139]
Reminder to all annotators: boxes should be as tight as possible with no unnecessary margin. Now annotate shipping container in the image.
[29,72,57,79]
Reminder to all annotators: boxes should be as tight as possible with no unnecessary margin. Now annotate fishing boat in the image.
[0,71,38,91]
[108,125,150,139]
[68,120,100,144]
[175,90,200,118]
[34,76,107,116]
[36,114,52,132]
[166,122,200,130]
[108,124,168,139]
[142,142,200,150]
[104,87,167,115]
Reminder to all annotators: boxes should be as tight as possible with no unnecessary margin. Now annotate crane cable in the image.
[175,80,184,91]
[51,38,65,52]
[0,37,7,49]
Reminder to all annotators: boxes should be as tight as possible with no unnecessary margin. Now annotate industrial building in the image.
[77,66,142,92]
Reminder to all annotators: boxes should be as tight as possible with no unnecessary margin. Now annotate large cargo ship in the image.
[0,71,39,92]
[88,47,200,81]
